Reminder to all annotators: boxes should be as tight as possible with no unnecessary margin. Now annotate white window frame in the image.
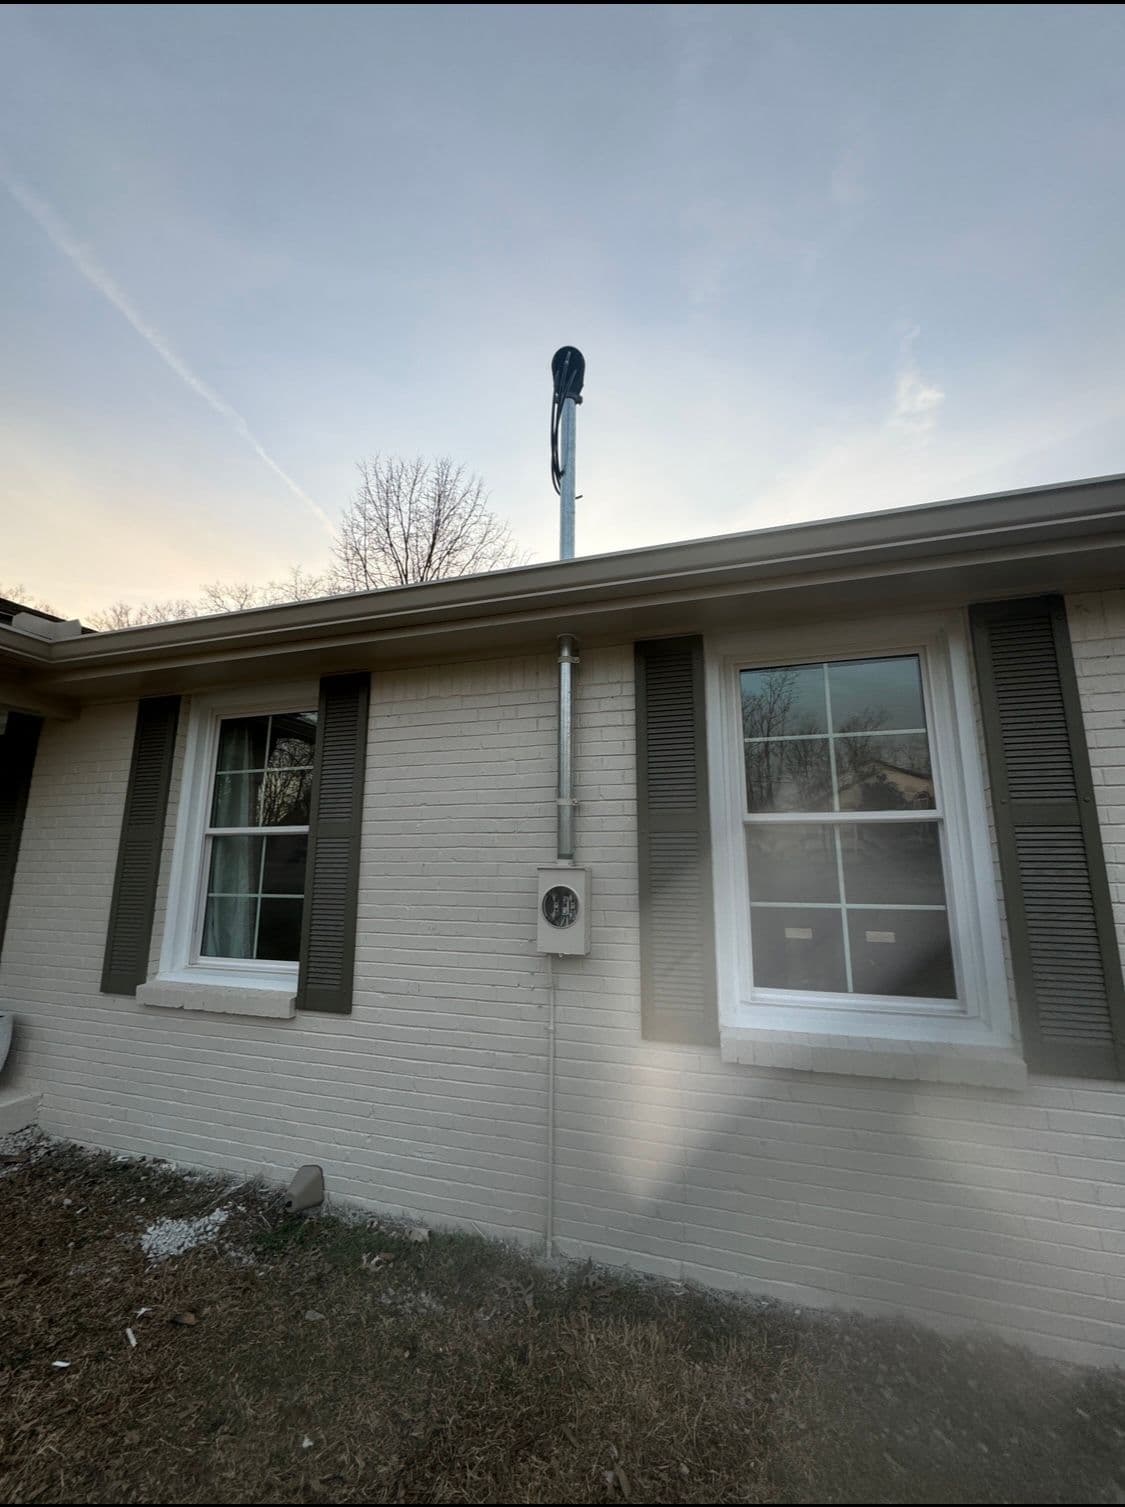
[706,610,1014,1049]
[156,682,318,993]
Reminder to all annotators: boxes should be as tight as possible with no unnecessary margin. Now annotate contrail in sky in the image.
[1,165,335,534]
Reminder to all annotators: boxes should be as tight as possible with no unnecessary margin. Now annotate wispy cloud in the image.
[892,326,945,433]
[736,327,961,529]
[0,165,334,534]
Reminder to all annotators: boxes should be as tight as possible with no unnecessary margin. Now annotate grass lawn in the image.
[1,1133,1123,1504]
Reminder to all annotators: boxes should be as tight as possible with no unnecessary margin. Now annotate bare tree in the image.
[86,598,200,630]
[0,582,55,615]
[331,455,523,591]
[197,582,262,614]
[86,455,522,626]
[198,567,330,614]
[87,569,330,630]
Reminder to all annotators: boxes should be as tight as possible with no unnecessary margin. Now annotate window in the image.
[150,685,322,998]
[143,673,367,1018]
[742,654,955,1002]
[709,615,1013,1052]
[198,711,317,964]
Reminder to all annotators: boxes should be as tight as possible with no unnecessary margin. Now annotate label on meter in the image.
[541,885,580,929]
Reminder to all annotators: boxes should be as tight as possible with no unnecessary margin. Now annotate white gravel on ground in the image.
[139,1206,231,1261]
[0,1126,51,1176]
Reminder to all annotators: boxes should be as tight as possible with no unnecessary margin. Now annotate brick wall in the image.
[1069,590,1125,960]
[3,607,1125,1365]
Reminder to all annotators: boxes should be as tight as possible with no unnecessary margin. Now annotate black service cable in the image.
[550,347,585,495]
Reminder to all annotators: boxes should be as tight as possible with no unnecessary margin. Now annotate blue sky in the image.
[3,4,1125,618]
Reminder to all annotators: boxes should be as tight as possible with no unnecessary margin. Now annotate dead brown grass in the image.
[1,1137,1123,1504]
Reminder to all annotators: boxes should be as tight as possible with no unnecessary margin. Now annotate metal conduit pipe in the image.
[546,633,579,1257]
[556,634,580,861]
[544,951,557,1257]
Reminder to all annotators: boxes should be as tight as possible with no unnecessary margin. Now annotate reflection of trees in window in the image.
[256,712,316,826]
[743,670,827,809]
[258,768,312,826]
[743,672,935,813]
[268,714,317,769]
[742,668,804,741]
[777,739,832,809]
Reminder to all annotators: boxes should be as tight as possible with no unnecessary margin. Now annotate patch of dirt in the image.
[1,1133,1123,1504]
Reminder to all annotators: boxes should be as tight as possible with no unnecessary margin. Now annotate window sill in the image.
[720,1026,1027,1089]
[137,977,296,1020]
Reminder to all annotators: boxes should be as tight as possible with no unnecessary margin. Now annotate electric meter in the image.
[537,866,590,955]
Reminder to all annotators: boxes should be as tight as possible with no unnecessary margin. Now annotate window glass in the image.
[261,833,309,893]
[258,769,313,826]
[827,655,927,733]
[846,909,956,999]
[199,710,316,963]
[742,654,955,1003]
[268,712,317,768]
[745,739,833,813]
[201,895,256,961]
[216,716,268,772]
[255,898,304,962]
[742,654,934,815]
[740,663,828,737]
[211,771,263,827]
[747,825,839,904]
[751,907,847,993]
[210,712,315,828]
[839,823,946,907]
[835,733,934,811]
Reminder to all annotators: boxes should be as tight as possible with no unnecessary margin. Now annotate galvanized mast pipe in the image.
[546,348,585,1256]
[558,396,577,560]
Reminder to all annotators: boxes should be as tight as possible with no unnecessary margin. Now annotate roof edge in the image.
[7,468,1125,686]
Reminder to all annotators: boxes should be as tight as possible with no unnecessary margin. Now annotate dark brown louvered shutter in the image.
[0,712,43,958]
[971,597,1125,1078]
[297,672,370,1014]
[635,637,718,1045]
[101,696,180,995]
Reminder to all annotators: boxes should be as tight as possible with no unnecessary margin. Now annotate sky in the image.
[2,3,1125,620]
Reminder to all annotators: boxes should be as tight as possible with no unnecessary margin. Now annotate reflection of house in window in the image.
[837,757,935,810]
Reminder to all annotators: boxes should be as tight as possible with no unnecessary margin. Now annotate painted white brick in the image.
[4,628,1125,1365]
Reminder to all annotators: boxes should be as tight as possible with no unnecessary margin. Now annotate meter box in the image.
[537,865,590,955]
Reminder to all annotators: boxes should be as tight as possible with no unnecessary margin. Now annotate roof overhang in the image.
[5,470,1125,710]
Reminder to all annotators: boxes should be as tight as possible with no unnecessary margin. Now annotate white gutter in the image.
[40,470,1125,665]
[7,471,1125,700]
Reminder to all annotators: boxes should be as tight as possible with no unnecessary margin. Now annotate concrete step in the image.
[0,1089,40,1135]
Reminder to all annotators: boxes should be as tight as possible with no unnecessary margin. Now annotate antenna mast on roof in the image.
[551,346,585,560]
